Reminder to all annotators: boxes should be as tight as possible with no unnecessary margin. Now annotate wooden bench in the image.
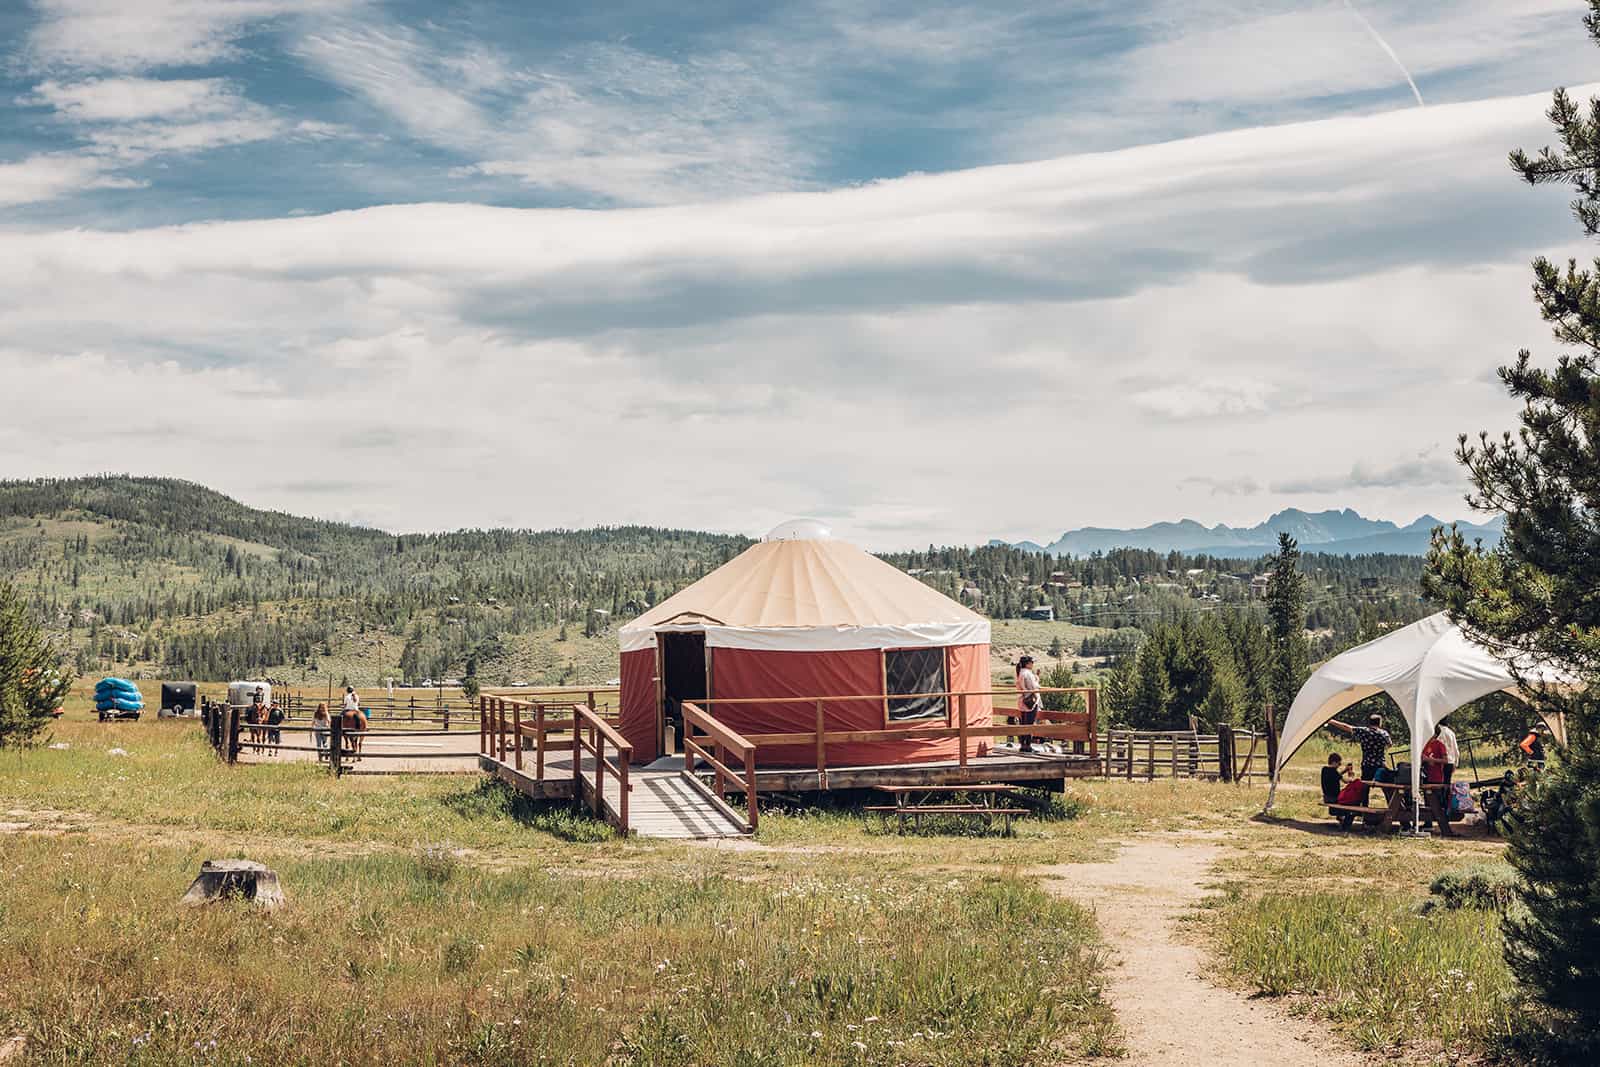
[867,785,1029,835]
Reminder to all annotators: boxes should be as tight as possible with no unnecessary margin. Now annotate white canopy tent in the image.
[1272,612,1575,816]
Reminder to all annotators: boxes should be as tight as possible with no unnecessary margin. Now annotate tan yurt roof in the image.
[619,521,989,652]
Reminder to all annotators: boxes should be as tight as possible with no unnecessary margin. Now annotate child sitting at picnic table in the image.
[1321,752,1352,804]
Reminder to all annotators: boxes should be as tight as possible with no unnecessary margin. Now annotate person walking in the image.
[266,700,284,756]
[312,703,331,762]
[1015,655,1041,754]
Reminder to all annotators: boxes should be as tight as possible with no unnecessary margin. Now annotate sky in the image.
[1,0,1597,549]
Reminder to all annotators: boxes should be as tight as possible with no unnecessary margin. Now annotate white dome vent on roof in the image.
[763,518,833,542]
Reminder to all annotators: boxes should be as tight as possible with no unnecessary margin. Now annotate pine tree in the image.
[1424,8,1600,1049]
[1265,533,1308,717]
[0,582,70,748]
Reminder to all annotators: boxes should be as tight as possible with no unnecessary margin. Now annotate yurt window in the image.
[885,648,948,721]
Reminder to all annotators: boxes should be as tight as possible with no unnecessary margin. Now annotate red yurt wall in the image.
[617,647,659,764]
[710,642,994,768]
[617,641,995,768]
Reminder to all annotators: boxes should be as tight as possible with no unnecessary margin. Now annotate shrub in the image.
[414,843,458,884]
[1425,864,1518,914]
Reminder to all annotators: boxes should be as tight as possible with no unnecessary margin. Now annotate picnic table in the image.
[1327,779,1454,834]
[866,784,1029,834]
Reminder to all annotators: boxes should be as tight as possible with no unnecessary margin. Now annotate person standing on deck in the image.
[1015,655,1041,754]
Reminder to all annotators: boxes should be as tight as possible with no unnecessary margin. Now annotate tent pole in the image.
[1261,703,1280,813]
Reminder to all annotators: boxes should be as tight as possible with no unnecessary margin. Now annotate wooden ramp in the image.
[481,753,750,839]
[618,768,751,840]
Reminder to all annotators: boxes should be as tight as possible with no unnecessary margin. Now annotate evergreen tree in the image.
[1265,533,1308,717]
[1426,9,1600,1048]
[0,582,70,748]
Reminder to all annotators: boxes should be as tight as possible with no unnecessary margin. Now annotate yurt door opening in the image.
[659,631,708,756]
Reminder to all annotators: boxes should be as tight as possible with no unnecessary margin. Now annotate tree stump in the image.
[180,859,286,910]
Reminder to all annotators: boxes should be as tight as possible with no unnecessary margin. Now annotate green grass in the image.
[1212,889,1518,1054]
[0,718,619,852]
[0,836,1118,1065]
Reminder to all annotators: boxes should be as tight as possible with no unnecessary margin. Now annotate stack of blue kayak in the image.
[95,677,144,715]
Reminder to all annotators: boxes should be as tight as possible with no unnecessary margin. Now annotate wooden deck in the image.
[741,746,1101,792]
[480,753,750,840]
[475,691,1102,839]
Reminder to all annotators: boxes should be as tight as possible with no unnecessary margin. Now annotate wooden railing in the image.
[1101,726,1264,782]
[573,703,633,831]
[478,695,632,835]
[691,687,1099,787]
[680,700,760,833]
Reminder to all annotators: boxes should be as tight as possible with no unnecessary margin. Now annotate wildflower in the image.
[810,1030,823,1039]
[852,1040,867,1051]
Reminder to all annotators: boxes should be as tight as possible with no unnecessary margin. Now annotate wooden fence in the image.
[1100,725,1266,782]
[206,701,486,776]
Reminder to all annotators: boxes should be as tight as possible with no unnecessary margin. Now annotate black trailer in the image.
[161,682,199,718]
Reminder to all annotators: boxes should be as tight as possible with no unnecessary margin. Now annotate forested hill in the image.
[1,476,1429,684]
[1,476,752,683]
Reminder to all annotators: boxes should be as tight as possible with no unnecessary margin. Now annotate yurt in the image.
[617,520,994,768]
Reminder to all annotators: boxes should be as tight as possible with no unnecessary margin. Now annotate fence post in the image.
[478,696,486,756]
[1146,735,1155,780]
[535,702,546,781]
[226,706,240,764]
[956,694,968,768]
[329,714,342,777]
[592,723,604,818]
[617,747,629,834]
[1217,724,1234,782]
[745,758,758,834]
[492,699,502,762]
[815,700,828,779]
[513,701,524,771]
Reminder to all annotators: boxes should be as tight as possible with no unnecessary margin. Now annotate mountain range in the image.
[992,508,1503,558]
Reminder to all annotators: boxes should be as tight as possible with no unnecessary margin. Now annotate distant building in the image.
[1022,605,1055,621]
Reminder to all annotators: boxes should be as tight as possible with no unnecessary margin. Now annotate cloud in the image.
[1272,450,1465,495]
[1181,476,1263,497]
[0,84,1583,545]
[24,0,349,73]
[15,75,345,199]
[292,20,813,204]
[26,76,241,121]
[1130,380,1277,419]
[0,152,143,205]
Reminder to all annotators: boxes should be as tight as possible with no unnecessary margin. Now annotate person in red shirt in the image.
[1421,727,1456,836]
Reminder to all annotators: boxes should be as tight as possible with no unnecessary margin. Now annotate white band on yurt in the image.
[618,619,991,654]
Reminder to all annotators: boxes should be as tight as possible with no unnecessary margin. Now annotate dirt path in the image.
[1039,832,1364,1066]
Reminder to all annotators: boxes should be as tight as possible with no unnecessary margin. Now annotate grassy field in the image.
[0,700,1550,1064]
